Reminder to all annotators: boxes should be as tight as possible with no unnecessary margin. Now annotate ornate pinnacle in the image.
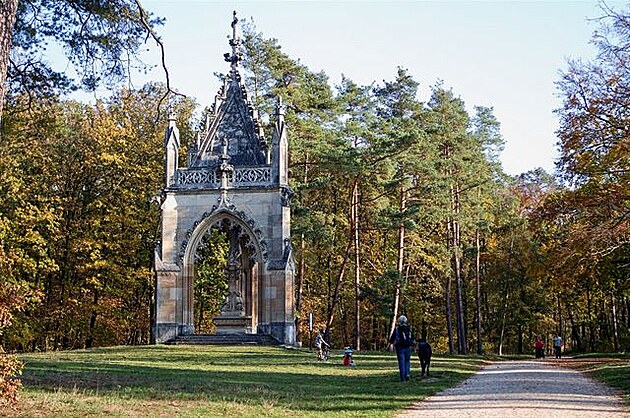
[276,96,285,117]
[231,11,238,42]
[224,11,242,71]
[219,137,234,173]
[167,109,177,128]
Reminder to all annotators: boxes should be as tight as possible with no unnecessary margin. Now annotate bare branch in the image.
[133,0,186,122]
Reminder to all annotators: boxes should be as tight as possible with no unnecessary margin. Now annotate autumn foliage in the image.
[0,282,28,406]
[0,5,627,408]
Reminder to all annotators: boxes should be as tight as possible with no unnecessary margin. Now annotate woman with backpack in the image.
[389,315,414,382]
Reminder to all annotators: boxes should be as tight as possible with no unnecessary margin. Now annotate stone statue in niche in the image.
[221,227,245,315]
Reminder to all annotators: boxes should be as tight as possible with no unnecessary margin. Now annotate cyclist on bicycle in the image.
[315,329,329,360]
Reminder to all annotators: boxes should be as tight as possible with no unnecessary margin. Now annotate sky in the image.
[86,1,626,176]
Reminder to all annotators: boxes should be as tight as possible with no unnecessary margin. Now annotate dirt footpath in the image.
[396,360,629,417]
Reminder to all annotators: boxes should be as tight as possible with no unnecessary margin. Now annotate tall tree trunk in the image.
[388,185,407,341]
[86,288,99,348]
[557,294,563,335]
[587,285,595,352]
[452,242,466,354]
[498,286,509,356]
[568,309,582,352]
[295,233,306,341]
[497,233,517,356]
[441,142,454,355]
[445,218,455,355]
[581,322,586,350]
[445,273,455,354]
[325,240,352,331]
[295,155,309,342]
[196,298,205,331]
[150,267,156,344]
[599,298,607,343]
[611,292,619,352]
[0,0,18,128]
[475,228,483,354]
[451,182,467,354]
[351,177,361,351]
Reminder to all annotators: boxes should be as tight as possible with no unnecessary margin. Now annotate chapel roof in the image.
[190,11,267,168]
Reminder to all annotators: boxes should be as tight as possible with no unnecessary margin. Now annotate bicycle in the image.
[318,345,329,361]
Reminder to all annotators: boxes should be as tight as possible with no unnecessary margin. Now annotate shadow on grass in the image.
[19,346,483,414]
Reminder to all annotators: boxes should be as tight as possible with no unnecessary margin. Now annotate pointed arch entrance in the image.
[183,210,263,335]
[153,12,295,345]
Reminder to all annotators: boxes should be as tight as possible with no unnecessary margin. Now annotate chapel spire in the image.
[188,11,267,168]
[224,11,242,73]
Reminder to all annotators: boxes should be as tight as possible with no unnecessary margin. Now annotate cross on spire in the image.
[224,10,242,72]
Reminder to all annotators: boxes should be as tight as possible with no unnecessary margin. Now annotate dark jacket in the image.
[390,324,413,348]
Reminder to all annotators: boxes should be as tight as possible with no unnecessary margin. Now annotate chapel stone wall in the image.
[154,11,295,345]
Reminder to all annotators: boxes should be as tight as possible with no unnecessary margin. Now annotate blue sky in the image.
[112,1,624,175]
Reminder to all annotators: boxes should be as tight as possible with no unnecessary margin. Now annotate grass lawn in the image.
[8,345,486,417]
[558,353,630,404]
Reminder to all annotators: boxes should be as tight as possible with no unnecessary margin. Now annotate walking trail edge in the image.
[396,360,629,417]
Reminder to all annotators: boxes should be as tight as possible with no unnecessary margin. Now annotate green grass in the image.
[567,353,630,404]
[572,352,630,359]
[9,345,487,417]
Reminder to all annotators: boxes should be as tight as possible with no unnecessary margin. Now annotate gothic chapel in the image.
[154,12,295,345]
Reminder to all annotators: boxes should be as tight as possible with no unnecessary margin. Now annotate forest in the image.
[0,0,627,379]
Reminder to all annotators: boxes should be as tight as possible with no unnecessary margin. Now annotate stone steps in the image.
[165,333,280,346]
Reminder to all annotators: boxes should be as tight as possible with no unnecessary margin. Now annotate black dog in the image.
[417,338,432,376]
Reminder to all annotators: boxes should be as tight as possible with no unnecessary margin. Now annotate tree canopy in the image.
[0,0,167,125]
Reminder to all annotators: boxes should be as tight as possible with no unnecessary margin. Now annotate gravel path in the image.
[396,360,629,417]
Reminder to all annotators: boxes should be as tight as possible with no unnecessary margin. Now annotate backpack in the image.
[396,325,412,348]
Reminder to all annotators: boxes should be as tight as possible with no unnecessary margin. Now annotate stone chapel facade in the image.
[153,12,295,345]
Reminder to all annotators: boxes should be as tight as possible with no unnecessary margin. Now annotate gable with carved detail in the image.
[207,86,267,166]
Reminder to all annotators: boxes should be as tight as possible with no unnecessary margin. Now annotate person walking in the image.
[553,334,563,359]
[314,329,329,360]
[534,336,545,359]
[389,315,414,382]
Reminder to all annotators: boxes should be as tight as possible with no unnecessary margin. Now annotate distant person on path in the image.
[553,334,563,359]
[417,336,432,376]
[534,336,545,359]
[389,315,414,382]
[315,329,329,360]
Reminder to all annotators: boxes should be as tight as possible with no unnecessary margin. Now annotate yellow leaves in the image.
[0,88,196,350]
[86,277,103,288]
[99,151,128,168]
[0,348,23,407]
[485,235,500,251]
[0,282,30,330]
